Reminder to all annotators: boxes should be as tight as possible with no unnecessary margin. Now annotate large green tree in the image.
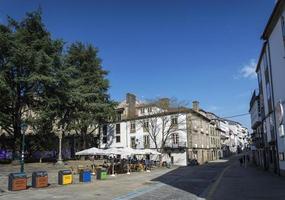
[0,11,115,156]
[0,11,63,153]
[65,42,116,150]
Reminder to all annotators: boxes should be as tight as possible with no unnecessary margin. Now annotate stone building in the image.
[100,93,224,166]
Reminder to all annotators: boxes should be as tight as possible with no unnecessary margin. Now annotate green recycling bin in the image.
[96,168,107,180]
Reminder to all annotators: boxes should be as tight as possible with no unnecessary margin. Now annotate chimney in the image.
[192,101,199,111]
[126,93,136,118]
[159,98,170,109]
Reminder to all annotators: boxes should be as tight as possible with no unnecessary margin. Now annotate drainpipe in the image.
[267,41,281,176]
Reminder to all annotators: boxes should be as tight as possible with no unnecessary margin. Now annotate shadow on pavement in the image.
[151,161,229,199]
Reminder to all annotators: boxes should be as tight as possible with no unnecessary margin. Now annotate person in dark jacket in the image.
[239,157,243,166]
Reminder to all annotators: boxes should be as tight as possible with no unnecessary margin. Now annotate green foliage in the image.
[0,11,115,153]
[63,42,116,149]
[0,10,63,151]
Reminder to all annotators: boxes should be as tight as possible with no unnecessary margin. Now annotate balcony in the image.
[164,142,187,149]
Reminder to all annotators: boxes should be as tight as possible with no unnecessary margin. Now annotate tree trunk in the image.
[80,127,88,160]
[81,127,88,150]
[12,112,22,160]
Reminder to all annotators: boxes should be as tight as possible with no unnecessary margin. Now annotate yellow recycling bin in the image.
[58,170,73,185]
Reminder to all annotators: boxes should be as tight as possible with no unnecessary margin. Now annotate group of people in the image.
[91,155,156,174]
[239,154,250,167]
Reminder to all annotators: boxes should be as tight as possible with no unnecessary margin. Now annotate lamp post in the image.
[55,126,64,165]
[20,122,28,173]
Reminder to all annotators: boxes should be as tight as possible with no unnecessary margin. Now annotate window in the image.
[143,121,149,132]
[140,108,145,114]
[130,122,136,133]
[116,111,122,121]
[210,127,214,135]
[102,125,107,144]
[143,135,150,148]
[147,107,152,113]
[116,124,120,143]
[171,116,178,130]
[257,70,262,84]
[171,116,178,125]
[263,51,269,70]
[131,137,136,148]
[172,133,179,144]
[266,83,271,101]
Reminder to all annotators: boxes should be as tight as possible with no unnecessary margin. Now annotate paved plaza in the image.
[1,157,285,200]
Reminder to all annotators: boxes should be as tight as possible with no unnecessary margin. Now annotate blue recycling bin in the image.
[79,169,91,183]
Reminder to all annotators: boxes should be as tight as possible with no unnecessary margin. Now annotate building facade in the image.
[250,0,285,175]
[100,93,248,166]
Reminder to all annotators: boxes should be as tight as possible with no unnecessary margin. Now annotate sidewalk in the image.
[0,163,176,200]
[211,159,285,200]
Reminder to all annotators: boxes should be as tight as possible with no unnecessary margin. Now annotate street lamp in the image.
[55,126,64,165]
[20,122,28,173]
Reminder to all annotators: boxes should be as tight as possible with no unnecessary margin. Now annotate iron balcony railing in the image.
[164,142,187,149]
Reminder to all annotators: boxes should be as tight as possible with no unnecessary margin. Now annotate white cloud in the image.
[239,59,257,79]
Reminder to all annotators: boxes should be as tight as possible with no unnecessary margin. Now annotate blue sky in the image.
[0,0,275,129]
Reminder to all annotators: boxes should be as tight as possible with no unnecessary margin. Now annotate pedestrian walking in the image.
[239,157,243,166]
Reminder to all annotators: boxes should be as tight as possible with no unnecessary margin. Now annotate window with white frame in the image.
[140,108,145,114]
[131,137,136,148]
[171,116,178,130]
[143,121,149,132]
[172,133,179,144]
[143,135,150,148]
[116,124,121,143]
[147,107,152,113]
[130,121,136,133]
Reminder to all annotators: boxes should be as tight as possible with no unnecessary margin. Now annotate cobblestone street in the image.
[1,157,285,199]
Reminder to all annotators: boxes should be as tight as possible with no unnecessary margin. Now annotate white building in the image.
[100,93,249,166]
[251,0,285,175]
[100,94,226,166]
[99,94,189,166]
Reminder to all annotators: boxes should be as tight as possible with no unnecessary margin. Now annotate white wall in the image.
[100,113,188,166]
[268,9,285,170]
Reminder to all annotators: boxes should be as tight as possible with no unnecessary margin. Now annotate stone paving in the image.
[2,157,285,200]
[0,161,175,200]
[211,159,285,200]
[0,160,98,191]
[129,160,230,200]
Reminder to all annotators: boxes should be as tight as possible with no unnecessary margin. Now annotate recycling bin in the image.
[32,171,48,188]
[8,172,27,191]
[96,168,107,180]
[79,169,91,183]
[58,170,73,185]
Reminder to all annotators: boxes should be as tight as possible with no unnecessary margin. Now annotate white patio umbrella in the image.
[104,147,137,156]
[104,147,138,176]
[75,147,106,156]
[140,149,161,155]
